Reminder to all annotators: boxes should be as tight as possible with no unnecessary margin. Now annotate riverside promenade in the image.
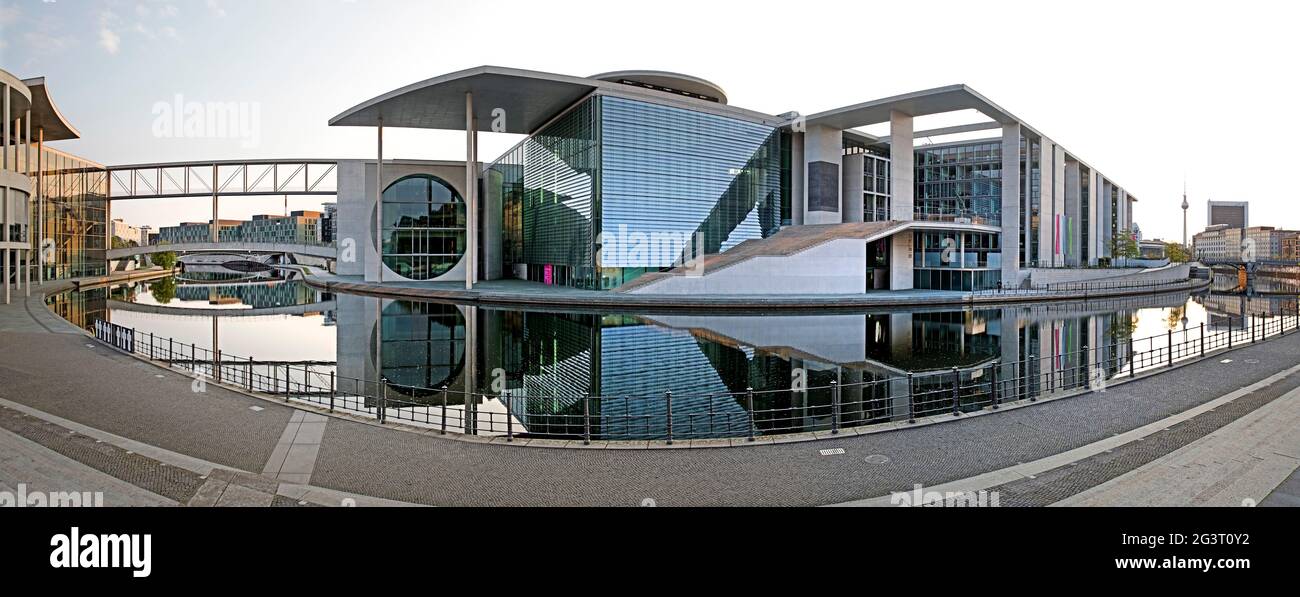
[297,270,1208,311]
[1,275,1296,506]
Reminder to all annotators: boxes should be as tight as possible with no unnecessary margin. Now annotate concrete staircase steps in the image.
[615,221,905,293]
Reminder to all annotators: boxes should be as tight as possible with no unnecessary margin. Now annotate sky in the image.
[1,0,1297,242]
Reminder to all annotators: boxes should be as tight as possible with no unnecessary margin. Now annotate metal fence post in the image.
[582,394,591,445]
[328,371,335,413]
[214,349,222,384]
[990,364,1000,409]
[1228,318,1233,348]
[907,373,916,423]
[505,396,513,442]
[951,367,961,416]
[378,377,387,424]
[1200,323,1205,357]
[440,385,448,435]
[284,363,291,401]
[169,337,174,363]
[665,391,673,445]
[1251,317,1256,343]
[831,380,841,434]
[1167,329,1173,367]
[1128,337,1135,378]
[746,387,755,441]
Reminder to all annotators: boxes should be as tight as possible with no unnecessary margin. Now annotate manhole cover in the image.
[819,448,846,456]
[864,454,891,464]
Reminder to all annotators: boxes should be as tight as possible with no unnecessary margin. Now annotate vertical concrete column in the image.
[1099,179,1112,259]
[1064,160,1081,266]
[375,120,383,283]
[1088,170,1100,265]
[1118,189,1130,233]
[888,231,913,290]
[841,152,864,223]
[889,111,913,221]
[36,127,42,283]
[803,125,842,225]
[1052,145,1065,267]
[1037,140,1055,268]
[465,92,477,290]
[1000,123,1021,287]
[2,83,9,172]
[791,132,805,226]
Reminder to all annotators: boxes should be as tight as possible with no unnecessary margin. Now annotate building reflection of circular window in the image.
[380,174,467,281]
[379,301,466,399]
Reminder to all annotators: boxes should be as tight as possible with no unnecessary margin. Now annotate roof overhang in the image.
[801,84,1043,140]
[20,77,80,141]
[329,65,599,134]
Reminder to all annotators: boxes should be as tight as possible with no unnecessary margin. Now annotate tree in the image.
[1111,228,1140,263]
[152,250,178,270]
[1165,242,1191,263]
[149,276,177,304]
[151,241,179,270]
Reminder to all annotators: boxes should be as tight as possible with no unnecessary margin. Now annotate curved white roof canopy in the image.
[329,66,600,134]
[589,70,727,104]
[18,77,80,141]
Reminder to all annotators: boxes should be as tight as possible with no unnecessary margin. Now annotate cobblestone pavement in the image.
[3,280,1299,506]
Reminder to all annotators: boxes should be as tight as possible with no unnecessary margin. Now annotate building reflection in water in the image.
[333,290,1201,440]
[51,272,1300,441]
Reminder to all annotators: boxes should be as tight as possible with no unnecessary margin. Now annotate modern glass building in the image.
[2,69,107,304]
[488,94,782,289]
[330,66,1138,295]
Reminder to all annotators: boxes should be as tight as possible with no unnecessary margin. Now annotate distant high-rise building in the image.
[1207,200,1248,229]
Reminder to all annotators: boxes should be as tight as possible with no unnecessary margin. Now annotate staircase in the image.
[615,221,907,293]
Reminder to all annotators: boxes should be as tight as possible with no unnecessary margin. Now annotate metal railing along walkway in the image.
[92,311,1300,445]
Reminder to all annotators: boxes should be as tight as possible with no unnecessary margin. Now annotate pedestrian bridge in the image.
[107,299,336,318]
[107,242,337,261]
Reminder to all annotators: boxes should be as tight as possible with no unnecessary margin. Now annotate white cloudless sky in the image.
[2,0,1296,243]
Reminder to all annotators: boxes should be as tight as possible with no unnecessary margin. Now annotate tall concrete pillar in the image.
[1064,160,1081,266]
[889,230,912,290]
[791,132,804,226]
[889,111,913,222]
[1000,123,1021,287]
[1037,140,1055,268]
[1089,170,1100,264]
[803,125,842,225]
[1052,145,1066,267]
[842,152,864,223]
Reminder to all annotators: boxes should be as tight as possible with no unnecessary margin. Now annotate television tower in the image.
[1181,182,1189,247]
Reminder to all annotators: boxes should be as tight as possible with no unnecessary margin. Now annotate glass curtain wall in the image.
[493,94,782,290]
[492,96,601,289]
[37,147,107,280]
[913,230,1001,291]
[914,141,1002,226]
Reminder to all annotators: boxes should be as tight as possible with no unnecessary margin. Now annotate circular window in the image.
[381,174,466,280]
[380,301,466,399]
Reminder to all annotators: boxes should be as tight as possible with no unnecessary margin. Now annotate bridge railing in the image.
[91,310,1300,445]
[970,276,1196,297]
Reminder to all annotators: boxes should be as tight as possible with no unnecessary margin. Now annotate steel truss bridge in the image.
[105,159,338,200]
